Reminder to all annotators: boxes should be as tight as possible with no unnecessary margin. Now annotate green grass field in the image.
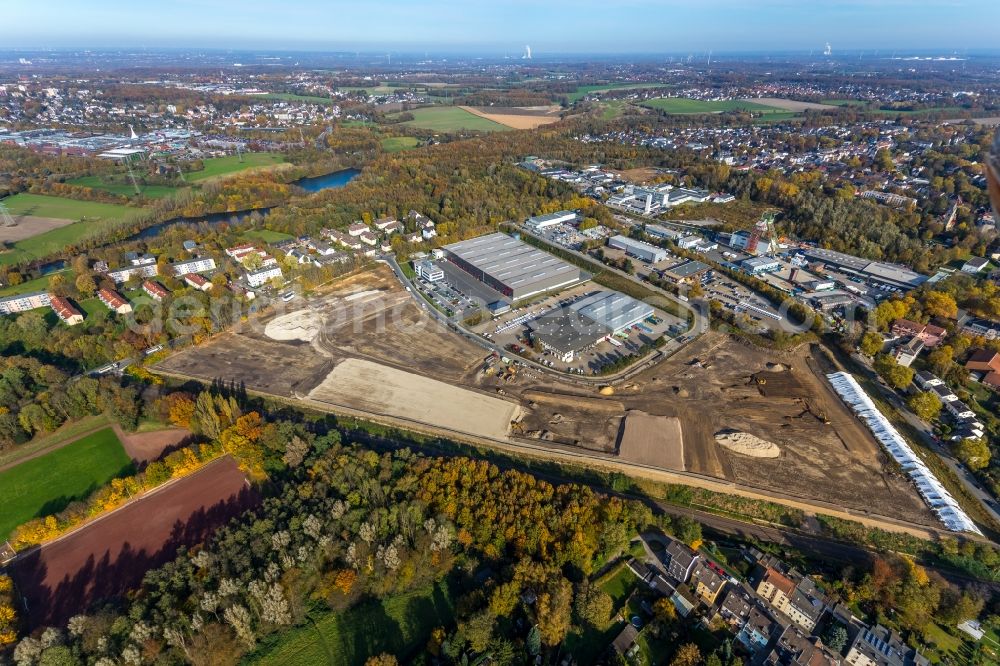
[395,106,508,133]
[0,194,144,265]
[252,580,454,666]
[567,82,672,103]
[263,93,338,105]
[642,97,782,115]
[185,153,287,182]
[381,136,420,152]
[66,175,178,199]
[242,228,295,243]
[0,427,133,540]
[0,271,65,297]
[1,193,136,221]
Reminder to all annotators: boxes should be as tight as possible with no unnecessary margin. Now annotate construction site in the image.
[154,265,936,529]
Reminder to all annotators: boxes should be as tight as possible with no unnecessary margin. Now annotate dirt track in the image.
[10,456,255,628]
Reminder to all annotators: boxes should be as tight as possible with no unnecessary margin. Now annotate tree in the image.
[75,273,96,295]
[860,331,885,357]
[459,609,495,653]
[907,391,942,421]
[536,578,573,646]
[364,654,398,666]
[574,583,613,629]
[927,345,955,376]
[923,291,958,320]
[652,597,677,625]
[525,625,541,656]
[823,624,848,652]
[670,643,702,666]
[955,438,991,470]
[873,354,914,390]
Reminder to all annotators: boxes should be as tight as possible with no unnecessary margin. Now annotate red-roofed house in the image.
[142,280,171,301]
[98,288,132,315]
[966,349,1000,374]
[50,296,84,325]
[891,318,947,347]
[183,273,213,291]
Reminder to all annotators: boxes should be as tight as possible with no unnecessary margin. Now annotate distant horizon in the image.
[6,0,999,54]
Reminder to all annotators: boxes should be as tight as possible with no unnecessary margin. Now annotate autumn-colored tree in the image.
[535,578,572,647]
[670,643,702,666]
[364,654,397,666]
[907,391,942,421]
[922,291,958,320]
[164,392,196,428]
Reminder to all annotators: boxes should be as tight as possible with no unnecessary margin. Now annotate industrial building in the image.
[741,256,781,275]
[442,232,585,301]
[414,260,444,282]
[528,290,654,362]
[802,248,927,291]
[525,210,577,231]
[608,235,667,263]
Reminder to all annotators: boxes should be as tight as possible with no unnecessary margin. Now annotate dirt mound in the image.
[522,389,624,414]
[766,362,787,371]
[264,310,322,341]
[715,430,781,458]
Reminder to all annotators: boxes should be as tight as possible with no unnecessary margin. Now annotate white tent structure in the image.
[826,371,982,535]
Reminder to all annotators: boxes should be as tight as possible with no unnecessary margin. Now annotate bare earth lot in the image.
[154,266,932,527]
[739,97,840,111]
[309,358,518,441]
[0,215,75,242]
[10,456,254,628]
[461,105,563,129]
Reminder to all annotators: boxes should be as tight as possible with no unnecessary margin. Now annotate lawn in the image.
[642,97,783,115]
[568,83,672,103]
[242,228,295,244]
[597,561,639,607]
[381,136,420,152]
[0,271,65,297]
[1,193,136,221]
[66,175,178,199]
[251,580,455,666]
[395,106,508,133]
[185,153,287,182]
[0,427,133,540]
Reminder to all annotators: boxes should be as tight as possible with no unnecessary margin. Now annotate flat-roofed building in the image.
[0,291,51,315]
[525,210,577,231]
[415,260,444,282]
[442,232,585,301]
[608,234,667,263]
[803,247,927,291]
[528,290,653,362]
[171,257,216,276]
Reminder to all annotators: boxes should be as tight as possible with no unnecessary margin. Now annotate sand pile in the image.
[264,310,322,342]
[715,430,781,458]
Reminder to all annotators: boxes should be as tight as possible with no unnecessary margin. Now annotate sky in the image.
[5,0,999,54]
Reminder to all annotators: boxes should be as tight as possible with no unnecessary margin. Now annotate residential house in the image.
[890,319,946,347]
[764,624,842,666]
[374,217,401,233]
[690,560,727,606]
[347,222,369,237]
[98,288,132,315]
[358,230,378,246]
[717,583,754,627]
[964,318,1000,340]
[611,624,640,659]
[246,265,283,288]
[892,337,924,368]
[913,371,943,390]
[844,624,929,666]
[751,562,827,632]
[105,262,158,284]
[142,280,170,301]
[49,296,83,325]
[961,257,989,274]
[665,540,699,584]
[966,350,1000,374]
[738,605,782,655]
[183,273,212,291]
[171,257,216,276]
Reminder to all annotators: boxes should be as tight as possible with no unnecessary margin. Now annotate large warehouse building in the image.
[442,232,586,301]
[802,248,927,291]
[528,291,654,362]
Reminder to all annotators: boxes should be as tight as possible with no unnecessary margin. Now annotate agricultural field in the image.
[0,193,136,221]
[65,175,178,199]
[380,136,420,152]
[460,105,563,129]
[185,153,287,181]
[395,106,509,132]
[641,97,784,115]
[567,82,671,103]
[0,427,133,541]
[252,580,455,666]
